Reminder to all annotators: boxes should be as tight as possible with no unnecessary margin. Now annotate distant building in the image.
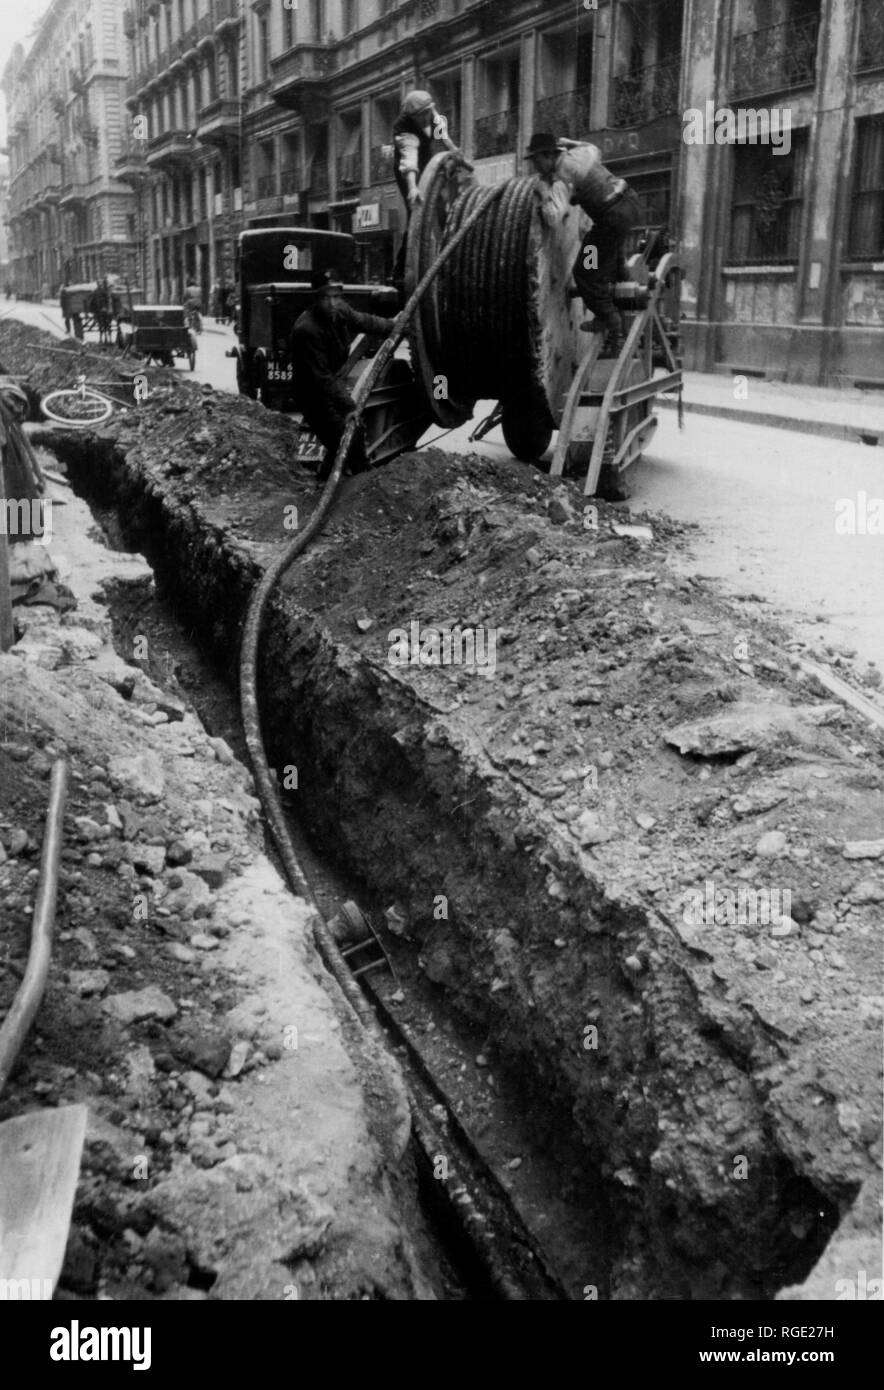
[1,0,136,296]
[119,0,244,305]
[6,0,879,380]
[0,153,10,281]
[679,0,884,384]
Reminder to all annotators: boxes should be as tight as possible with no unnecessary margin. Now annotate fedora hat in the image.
[311,269,344,294]
[525,132,559,158]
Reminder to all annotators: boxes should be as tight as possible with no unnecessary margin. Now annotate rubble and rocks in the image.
[0,387,433,1303]
[2,316,881,1302]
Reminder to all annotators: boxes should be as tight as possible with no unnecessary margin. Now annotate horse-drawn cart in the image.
[61,280,141,347]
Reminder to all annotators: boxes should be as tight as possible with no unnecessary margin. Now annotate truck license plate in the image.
[266,365,292,382]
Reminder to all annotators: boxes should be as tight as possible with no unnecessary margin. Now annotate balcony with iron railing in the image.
[857,0,884,71]
[370,143,394,182]
[213,0,241,32]
[306,159,329,195]
[146,128,200,169]
[115,140,149,182]
[611,56,680,127]
[281,167,300,196]
[337,149,362,188]
[534,85,592,142]
[474,107,519,159]
[59,181,90,207]
[256,172,277,200]
[270,44,338,111]
[730,14,819,98]
[34,180,62,208]
[197,98,240,146]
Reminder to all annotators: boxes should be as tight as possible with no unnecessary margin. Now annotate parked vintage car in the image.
[129,305,198,370]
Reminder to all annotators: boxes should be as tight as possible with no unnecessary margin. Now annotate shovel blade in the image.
[0,1104,88,1297]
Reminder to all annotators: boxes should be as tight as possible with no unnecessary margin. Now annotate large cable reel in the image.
[405,151,589,459]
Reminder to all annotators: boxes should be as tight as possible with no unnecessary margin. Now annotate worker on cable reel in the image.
[289,269,395,483]
[390,89,459,291]
[533,135,642,359]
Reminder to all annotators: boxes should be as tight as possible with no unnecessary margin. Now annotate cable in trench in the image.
[238,181,542,1297]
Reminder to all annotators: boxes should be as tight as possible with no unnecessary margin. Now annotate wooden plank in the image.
[0,1104,87,1295]
[798,659,884,735]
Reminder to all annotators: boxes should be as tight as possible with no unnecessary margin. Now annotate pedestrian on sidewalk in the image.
[60,281,73,337]
[183,280,203,334]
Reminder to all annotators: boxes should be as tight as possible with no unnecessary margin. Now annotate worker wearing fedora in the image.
[556,139,642,356]
[289,270,395,481]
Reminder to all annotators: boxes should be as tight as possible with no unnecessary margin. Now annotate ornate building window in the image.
[849,116,884,258]
[729,133,807,264]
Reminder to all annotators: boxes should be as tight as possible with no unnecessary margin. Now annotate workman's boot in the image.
[600,310,624,358]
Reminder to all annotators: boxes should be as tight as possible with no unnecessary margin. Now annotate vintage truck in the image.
[230,227,398,410]
[228,225,430,469]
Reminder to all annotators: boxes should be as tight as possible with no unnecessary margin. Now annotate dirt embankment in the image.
[0,347,435,1299]
[5,319,882,1300]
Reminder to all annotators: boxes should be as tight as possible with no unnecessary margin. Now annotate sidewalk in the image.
[660,370,884,445]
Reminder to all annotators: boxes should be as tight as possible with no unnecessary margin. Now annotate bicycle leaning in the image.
[40,373,115,427]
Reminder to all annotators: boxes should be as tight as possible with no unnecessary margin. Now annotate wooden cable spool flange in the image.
[405,151,588,454]
[406,155,683,490]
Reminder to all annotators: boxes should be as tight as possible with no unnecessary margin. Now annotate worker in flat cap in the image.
[391,89,457,287]
[289,269,395,481]
[525,132,573,227]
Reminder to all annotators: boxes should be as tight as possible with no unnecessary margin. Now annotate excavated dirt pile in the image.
[5,320,882,1300]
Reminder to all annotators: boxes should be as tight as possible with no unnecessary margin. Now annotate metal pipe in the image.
[0,759,69,1093]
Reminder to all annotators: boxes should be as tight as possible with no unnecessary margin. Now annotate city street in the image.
[5,294,880,677]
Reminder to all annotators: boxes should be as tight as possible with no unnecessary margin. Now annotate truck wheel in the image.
[501,400,554,462]
[237,368,257,399]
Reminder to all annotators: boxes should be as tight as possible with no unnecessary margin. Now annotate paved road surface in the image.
[3,298,882,677]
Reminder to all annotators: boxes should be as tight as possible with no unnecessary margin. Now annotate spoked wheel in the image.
[41,386,113,427]
[237,367,257,399]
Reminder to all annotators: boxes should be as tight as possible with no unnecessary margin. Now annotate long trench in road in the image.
[32,413,850,1303]
[65,482,611,1300]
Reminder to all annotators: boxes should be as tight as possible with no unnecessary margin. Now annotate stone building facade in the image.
[679,0,884,383]
[2,0,136,294]
[4,0,881,382]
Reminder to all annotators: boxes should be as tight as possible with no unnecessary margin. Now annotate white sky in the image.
[0,0,53,144]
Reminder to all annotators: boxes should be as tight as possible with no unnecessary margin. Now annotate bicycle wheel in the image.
[41,386,113,426]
